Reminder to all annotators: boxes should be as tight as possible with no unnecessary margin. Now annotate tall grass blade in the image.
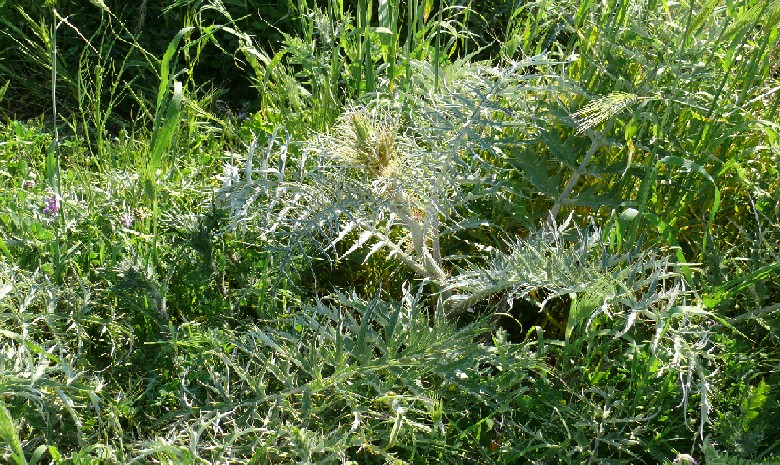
[702,262,780,308]
[149,27,191,173]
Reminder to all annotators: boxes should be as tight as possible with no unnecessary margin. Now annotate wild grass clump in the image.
[1,0,779,463]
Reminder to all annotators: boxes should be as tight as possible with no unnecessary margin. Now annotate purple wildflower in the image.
[119,212,133,228]
[43,192,60,216]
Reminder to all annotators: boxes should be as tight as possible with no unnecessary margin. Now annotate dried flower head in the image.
[338,108,400,179]
[673,454,697,465]
[133,207,148,222]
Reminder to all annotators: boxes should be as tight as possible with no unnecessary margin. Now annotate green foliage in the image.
[1,0,779,463]
[0,0,295,119]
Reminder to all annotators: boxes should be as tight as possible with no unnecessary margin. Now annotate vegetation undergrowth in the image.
[1,0,778,463]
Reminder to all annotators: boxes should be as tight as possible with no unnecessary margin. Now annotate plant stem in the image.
[52,5,64,284]
[548,132,602,226]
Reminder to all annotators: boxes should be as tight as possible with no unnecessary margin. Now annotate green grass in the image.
[1,0,779,463]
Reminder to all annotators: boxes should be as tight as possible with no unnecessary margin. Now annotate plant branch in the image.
[547,131,603,226]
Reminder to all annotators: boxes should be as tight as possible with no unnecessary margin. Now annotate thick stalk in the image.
[548,131,603,226]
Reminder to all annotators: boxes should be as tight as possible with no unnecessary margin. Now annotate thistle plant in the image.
[216,55,567,299]
[2,0,779,462]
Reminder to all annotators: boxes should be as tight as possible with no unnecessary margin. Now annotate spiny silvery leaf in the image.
[444,220,682,319]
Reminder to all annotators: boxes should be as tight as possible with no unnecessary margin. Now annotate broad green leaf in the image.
[387,409,403,450]
[565,293,582,342]
[0,235,11,259]
[29,445,50,465]
[508,155,558,197]
[149,80,183,174]
[0,403,26,465]
[742,379,769,427]
[155,27,194,111]
[356,300,376,357]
